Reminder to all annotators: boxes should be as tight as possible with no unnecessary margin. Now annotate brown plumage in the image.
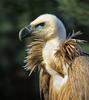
[25,36,89,100]
[25,40,44,75]
[19,14,89,100]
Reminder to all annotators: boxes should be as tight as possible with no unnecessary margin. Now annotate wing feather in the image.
[69,55,89,100]
[40,68,50,100]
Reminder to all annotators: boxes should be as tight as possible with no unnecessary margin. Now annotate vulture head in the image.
[19,14,66,43]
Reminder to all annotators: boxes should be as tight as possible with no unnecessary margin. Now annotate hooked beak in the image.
[19,25,32,40]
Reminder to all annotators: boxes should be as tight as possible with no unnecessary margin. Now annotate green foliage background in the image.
[0,0,89,100]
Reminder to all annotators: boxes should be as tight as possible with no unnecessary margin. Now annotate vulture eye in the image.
[35,22,45,30]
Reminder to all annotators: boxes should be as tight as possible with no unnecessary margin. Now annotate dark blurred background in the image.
[0,0,89,100]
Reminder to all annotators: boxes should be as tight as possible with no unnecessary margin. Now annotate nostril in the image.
[26,25,31,29]
[25,25,32,33]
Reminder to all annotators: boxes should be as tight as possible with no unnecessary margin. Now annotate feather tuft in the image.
[54,31,84,75]
[24,31,84,76]
[25,40,44,75]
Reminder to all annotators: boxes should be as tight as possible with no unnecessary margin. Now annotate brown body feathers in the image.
[24,32,89,100]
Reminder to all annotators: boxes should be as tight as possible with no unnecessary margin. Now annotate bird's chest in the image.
[42,40,69,93]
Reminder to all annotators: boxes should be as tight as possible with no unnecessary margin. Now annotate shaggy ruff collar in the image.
[24,31,85,76]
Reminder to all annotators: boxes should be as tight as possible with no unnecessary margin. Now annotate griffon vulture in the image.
[19,14,89,100]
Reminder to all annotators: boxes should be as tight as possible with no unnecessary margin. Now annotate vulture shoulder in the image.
[69,54,89,100]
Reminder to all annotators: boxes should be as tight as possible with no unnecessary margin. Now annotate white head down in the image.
[30,14,66,43]
[19,14,66,44]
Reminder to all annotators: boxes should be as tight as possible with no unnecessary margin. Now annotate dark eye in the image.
[35,22,45,29]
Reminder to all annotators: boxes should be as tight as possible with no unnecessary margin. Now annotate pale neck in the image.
[46,37,64,48]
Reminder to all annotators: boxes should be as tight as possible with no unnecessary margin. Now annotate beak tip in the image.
[19,25,32,41]
[19,29,23,41]
[19,28,26,41]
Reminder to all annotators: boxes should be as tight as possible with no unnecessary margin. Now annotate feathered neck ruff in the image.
[24,32,84,75]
